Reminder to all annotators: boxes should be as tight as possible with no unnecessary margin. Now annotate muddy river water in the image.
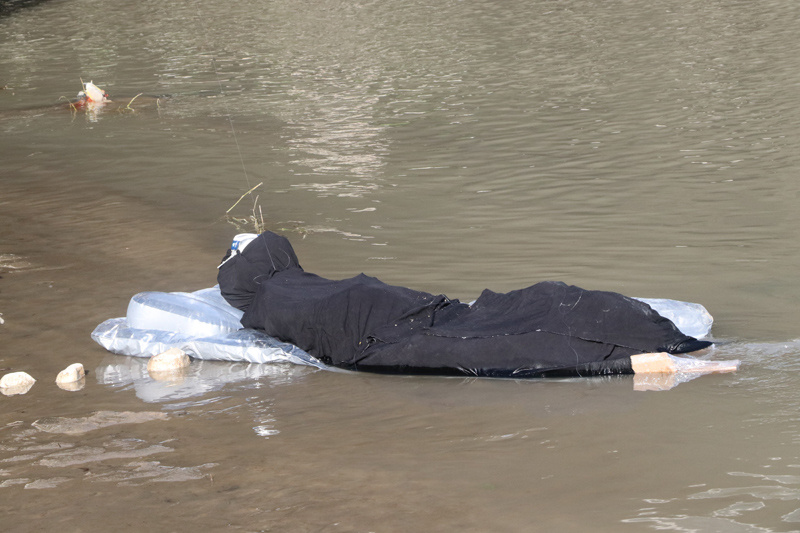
[2,0,800,531]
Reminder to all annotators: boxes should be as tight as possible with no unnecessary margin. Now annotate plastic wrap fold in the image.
[634,297,713,339]
[91,287,327,370]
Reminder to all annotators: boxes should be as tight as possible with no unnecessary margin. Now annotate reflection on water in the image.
[95,356,317,406]
[96,356,323,444]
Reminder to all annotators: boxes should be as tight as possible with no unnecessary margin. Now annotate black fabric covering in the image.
[217,231,302,311]
[218,231,710,378]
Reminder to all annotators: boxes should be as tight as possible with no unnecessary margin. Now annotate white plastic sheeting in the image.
[634,297,713,339]
[92,287,328,369]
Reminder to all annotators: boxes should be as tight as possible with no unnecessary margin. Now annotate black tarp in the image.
[218,231,710,378]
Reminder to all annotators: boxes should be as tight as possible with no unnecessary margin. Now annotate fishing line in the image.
[209,56,252,190]
[194,12,276,271]
[192,6,253,193]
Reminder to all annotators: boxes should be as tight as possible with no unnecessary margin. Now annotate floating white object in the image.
[56,363,85,385]
[78,81,108,104]
[92,287,326,368]
[633,297,713,339]
[126,290,243,337]
[0,371,36,395]
[147,348,190,374]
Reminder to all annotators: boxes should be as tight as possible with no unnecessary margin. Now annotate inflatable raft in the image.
[92,287,328,369]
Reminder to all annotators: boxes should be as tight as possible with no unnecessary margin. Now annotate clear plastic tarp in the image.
[92,287,328,369]
[634,297,713,339]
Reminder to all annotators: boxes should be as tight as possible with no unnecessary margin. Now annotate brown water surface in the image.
[3,0,800,531]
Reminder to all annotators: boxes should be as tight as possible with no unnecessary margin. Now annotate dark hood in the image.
[217,231,302,311]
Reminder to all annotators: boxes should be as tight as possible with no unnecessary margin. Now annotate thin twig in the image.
[226,182,263,214]
[126,93,143,110]
[58,96,78,112]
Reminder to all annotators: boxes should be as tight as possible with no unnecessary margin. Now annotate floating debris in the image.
[76,80,109,107]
